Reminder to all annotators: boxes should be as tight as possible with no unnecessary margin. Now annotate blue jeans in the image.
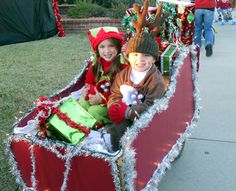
[194,9,215,48]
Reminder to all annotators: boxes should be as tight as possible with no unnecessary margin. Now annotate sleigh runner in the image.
[6,1,200,191]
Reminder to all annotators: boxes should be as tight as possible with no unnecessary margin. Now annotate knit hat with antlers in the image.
[126,0,168,59]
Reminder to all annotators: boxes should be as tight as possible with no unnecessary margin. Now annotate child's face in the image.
[128,52,156,72]
[97,39,118,62]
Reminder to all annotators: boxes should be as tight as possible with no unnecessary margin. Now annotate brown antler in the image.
[131,0,149,34]
[149,3,169,36]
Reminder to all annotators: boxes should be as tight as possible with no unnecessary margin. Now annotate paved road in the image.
[158,10,236,191]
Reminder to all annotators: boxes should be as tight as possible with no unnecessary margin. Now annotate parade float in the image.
[5,0,200,190]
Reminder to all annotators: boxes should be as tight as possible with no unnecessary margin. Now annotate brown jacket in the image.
[108,64,165,120]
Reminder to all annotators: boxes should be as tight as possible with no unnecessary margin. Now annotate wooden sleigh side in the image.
[6,47,199,191]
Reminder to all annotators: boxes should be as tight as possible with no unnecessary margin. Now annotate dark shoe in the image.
[205,44,213,57]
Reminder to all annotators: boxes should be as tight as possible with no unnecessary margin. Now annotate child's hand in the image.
[108,100,128,124]
[81,84,90,97]
[83,84,97,100]
[88,88,102,104]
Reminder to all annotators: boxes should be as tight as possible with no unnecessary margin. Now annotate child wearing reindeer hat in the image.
[102,1,167,151]
[78,26,127,127]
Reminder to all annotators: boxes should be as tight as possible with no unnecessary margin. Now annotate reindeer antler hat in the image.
[126,0,168,59]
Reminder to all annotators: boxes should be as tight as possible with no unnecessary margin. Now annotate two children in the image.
[103,1,166,151]
[81,1,167,152]
[84,29,166,150]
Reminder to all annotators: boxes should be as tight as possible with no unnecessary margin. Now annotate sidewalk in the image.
[158,10,236,191]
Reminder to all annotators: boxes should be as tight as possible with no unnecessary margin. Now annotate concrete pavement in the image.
[158,10,236,191]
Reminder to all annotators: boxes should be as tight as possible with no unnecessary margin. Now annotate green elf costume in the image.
[78,26,127,127]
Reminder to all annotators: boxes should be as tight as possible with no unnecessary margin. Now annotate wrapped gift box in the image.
[158,0,195,45]
[48,98,97,145]
[160,44,178,75]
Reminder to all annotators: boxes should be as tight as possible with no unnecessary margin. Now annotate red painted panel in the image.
[67,156,116,191]
[11,141,115,191]
[33,146,66,191]
[133,53,194,190]
[11,141,33,187]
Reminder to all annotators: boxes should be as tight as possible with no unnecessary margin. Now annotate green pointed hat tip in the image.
[89,27,119,37]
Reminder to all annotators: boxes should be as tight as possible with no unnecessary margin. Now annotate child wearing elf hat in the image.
[78,26,127,127]
[101,1,167,152]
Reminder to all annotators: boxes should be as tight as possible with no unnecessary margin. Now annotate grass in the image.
[0,33,91,190]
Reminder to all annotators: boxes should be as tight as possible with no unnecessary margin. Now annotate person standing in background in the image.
[194,0,216,57]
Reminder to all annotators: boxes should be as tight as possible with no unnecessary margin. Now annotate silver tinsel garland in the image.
[5,46,200,191]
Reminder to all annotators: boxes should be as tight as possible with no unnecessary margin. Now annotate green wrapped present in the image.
[160,44,178,76]
[48,98,97,145]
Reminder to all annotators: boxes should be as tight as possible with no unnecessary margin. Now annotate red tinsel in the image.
[34,96,56,136]
[35,96,91,138]
[51,107,91,136]
[52,0,65,37]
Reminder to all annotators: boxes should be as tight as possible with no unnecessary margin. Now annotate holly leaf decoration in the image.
[187,12,194,23]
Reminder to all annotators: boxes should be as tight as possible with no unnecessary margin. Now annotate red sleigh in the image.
[6,1,199,191]
[6,46,199,191]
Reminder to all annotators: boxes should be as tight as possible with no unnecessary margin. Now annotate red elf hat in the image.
[87,26,124,51]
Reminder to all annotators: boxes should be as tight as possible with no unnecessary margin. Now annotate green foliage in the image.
[68,1,107,18]
[111,0,129,18]
[58,0,65,4]
[76,0,92,2]
[110,0,157,18]
[67,0,76,4]
[92,0,112,8]
[65,0,131,19]
[58,0,76,4]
